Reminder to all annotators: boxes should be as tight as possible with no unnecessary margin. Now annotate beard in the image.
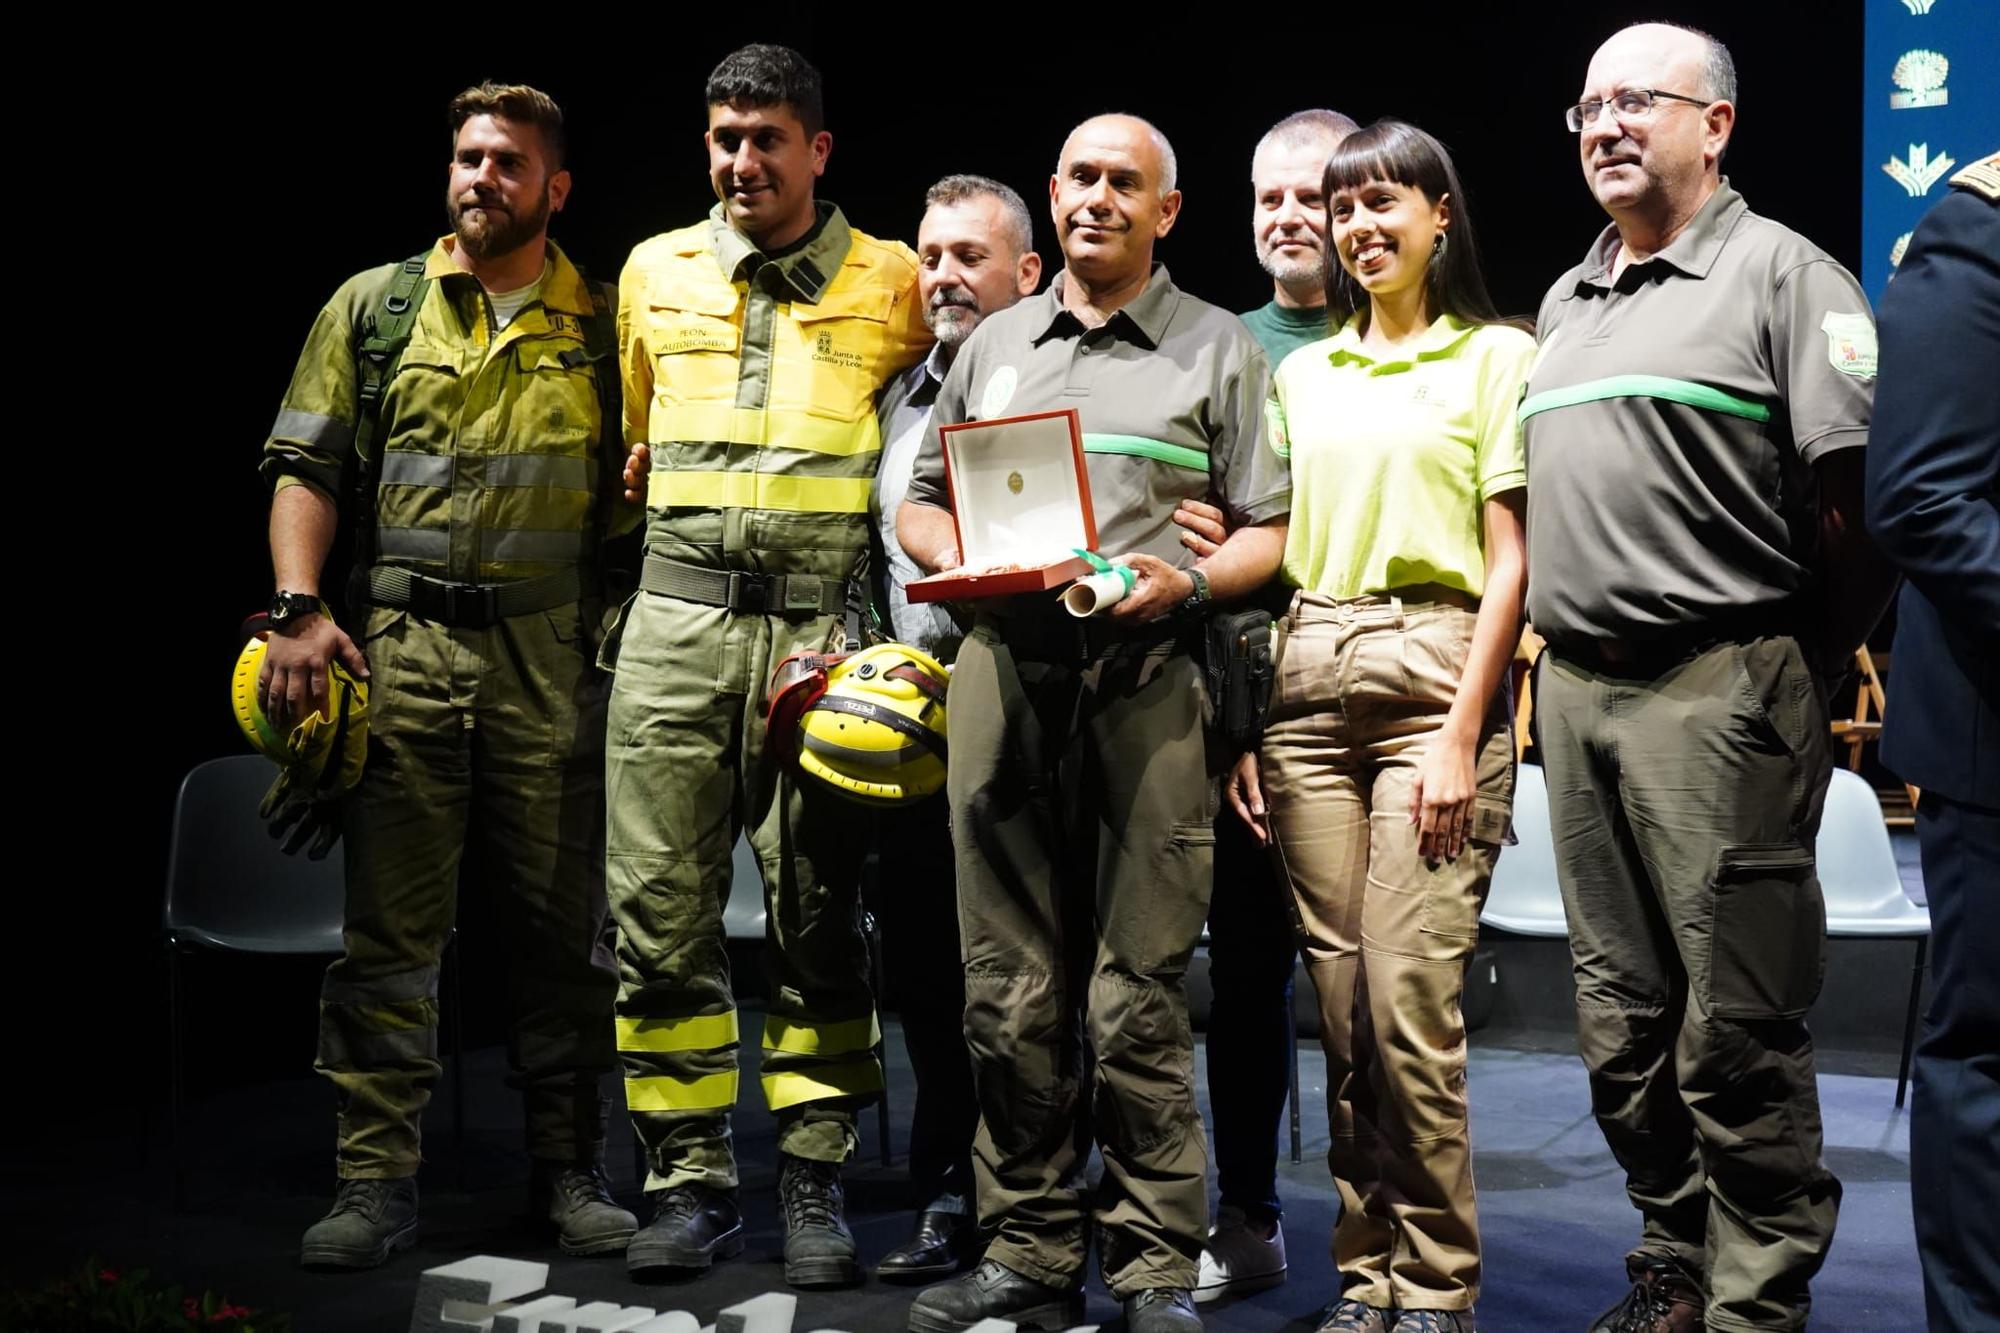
[925,295,981,348]
[448,181,552,261]
[1257,240,1328,290]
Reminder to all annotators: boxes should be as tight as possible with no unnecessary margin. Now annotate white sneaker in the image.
[1194,1205,1287,1304]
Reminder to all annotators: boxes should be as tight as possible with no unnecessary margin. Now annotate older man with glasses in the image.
[1519,22,1896,1333]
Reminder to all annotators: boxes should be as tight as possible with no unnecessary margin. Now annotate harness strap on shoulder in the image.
[351,254,432,570]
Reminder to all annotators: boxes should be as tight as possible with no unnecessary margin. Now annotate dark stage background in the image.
[33,7,1865,1122]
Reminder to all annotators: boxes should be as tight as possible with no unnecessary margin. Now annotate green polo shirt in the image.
[1521,180,1876,644]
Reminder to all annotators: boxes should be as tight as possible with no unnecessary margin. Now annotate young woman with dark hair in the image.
[1226,119,1531,1333]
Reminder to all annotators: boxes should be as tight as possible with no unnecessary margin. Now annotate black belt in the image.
[641,554,847,618]
[360,566,583,629]
[1547,610,1798,677]
[983,604,1198,665]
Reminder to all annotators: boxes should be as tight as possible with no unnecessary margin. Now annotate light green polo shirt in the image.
[1272,313,1533,599]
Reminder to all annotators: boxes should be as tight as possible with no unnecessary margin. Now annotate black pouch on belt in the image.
[1204,607,1276,750]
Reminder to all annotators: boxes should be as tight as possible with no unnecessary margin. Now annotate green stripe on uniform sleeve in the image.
[1517,374,1774,426]
[1081,433,1210,472]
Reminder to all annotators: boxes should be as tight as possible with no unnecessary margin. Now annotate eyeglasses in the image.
[1564,88,1713,132]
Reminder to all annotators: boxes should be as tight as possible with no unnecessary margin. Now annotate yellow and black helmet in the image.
[795,643,949,807]
[230,623,370,799]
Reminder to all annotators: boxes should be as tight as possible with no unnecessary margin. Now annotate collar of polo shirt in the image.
[1573,178,1747,294]
[1030,263,1182,349]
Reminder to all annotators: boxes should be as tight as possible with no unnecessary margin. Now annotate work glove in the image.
[260,765,344,860]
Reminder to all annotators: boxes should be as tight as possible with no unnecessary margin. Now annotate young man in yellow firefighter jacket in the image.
[602,44,930,1287]
[257,83,637,1269]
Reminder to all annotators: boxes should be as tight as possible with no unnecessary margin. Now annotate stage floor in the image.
[8,1020,1921,1331]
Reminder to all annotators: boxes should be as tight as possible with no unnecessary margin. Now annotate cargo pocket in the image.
[535,604,605,768]
[357,607,409,702]
[1131,820,1216,974]
[1705,843,1825,1020]
[1419,796,1511,941]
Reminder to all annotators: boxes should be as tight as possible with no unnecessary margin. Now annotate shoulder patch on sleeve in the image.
[1821,311,1878,379]
[1948,151,2000,201]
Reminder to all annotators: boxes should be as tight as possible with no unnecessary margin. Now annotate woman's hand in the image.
[1410,729,1478,860]
[1226,751,1271,846]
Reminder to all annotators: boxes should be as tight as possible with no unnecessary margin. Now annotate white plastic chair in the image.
[1818,767,1931,1107]
[1481,763,1567,937]
[1485,764,1930,1106]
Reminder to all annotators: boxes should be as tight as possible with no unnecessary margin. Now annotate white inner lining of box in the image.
[947,415,1093,571]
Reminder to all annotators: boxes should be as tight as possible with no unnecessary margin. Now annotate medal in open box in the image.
[906,408,1129,609]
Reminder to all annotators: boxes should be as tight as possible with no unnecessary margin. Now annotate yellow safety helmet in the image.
[230,625,370,799]
[795,643,949,807]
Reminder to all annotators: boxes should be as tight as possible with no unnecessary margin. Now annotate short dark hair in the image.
[925,174,1034,258]
[705,44,824,136]
[1322,119,1519,335]
[449,82,566,170]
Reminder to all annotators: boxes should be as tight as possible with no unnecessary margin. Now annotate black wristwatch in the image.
[1180,567,1212,616]
[268,590,323,630]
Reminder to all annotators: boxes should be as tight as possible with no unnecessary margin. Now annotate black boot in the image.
[625,1183,744,1276]
[777,1154,860,1288]
[906,1258,1085,1332]
[531,1161,637,1256]
[300,1177,419,1270]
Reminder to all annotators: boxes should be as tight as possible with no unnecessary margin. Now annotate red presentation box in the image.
[907,409,1100,603]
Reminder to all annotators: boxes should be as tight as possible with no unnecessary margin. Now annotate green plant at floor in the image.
[1,1259,292,1331]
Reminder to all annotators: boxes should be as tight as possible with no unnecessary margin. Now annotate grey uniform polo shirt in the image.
[906,265,1288,568]
[1521,181,1876,645]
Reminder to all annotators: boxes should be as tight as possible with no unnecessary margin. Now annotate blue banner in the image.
[1862,0,2000,299]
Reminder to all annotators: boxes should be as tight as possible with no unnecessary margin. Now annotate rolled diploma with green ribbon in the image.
[1062,549,1137,617]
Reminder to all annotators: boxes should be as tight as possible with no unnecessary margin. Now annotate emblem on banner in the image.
[1899,0,1936,12]
[1890,232,1912,272]
[1883,143,1956,197]
[1822,313,1879,379]
[1890,50,1949,109]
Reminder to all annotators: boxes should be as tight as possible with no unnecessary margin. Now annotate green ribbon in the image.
[1073,548,1137,592]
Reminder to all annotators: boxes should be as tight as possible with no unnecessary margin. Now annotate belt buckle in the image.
[729,571,768,615]
[443,582,500,627]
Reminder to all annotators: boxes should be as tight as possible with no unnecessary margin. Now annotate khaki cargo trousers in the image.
[1259,591,1515,1312]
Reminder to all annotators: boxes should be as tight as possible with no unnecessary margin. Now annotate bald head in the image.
[1578,22,1737,249]
[1049,112,1184,294]
[1591,23,1735,104]
[1059,114,1177,196]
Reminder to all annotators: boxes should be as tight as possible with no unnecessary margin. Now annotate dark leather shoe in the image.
[1125,1287,1202,1332]
[907,1258,1085,1332]
[877,1206,977,1283]
[626,1183,744,1275]
[1585,1256,1704,1332]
